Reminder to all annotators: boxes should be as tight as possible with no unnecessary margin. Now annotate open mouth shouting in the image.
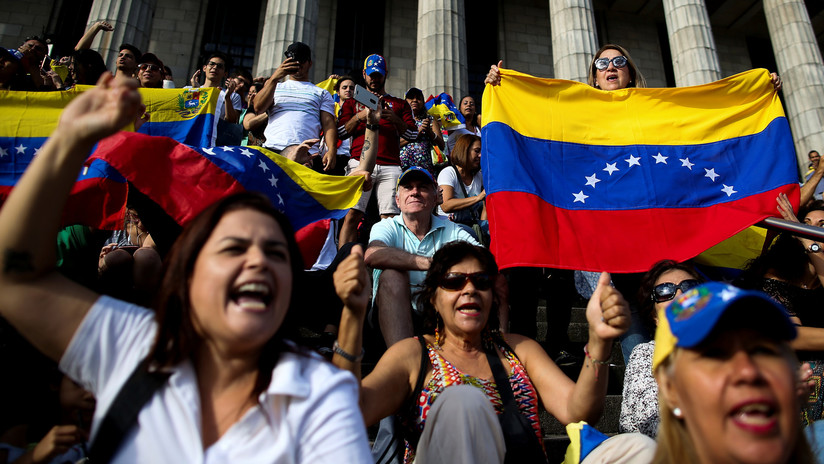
[230,281,273,312]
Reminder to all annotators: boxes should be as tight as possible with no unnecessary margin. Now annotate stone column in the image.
[764,0,824,172]
[549,0,597,83]
[87,0,158,68]
[662,0,721,86]
[415,0,467,100]
[256,0,319,80]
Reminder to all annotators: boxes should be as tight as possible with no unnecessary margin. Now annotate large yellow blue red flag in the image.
[482,69,798,273]
[89,132,364,230]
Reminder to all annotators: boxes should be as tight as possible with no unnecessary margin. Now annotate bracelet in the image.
[365,123,380,131]
[333,340,365,363]
[583,344,610,380]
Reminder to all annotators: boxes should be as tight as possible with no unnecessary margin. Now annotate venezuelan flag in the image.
[0,88,127,229]
[426,93,465,130]
[482,69,798,273]
[132,86,218,147]
[89,132,364,230]
[316,76,341,116]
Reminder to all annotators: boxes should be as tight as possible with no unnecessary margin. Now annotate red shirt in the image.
[338,95,416,166]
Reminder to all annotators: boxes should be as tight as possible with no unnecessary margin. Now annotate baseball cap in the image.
[139,52,164,68]
[285,42,311,63]
[364,54,387,76]
[397,166,435,188]
[652,282,797,372]
[405,87,424,99]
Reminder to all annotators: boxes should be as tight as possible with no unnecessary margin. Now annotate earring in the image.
[673,407,683,418]
[434,326,442,350]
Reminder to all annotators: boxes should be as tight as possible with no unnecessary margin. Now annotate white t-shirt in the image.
[436,166,483,216]
[263,79,335,154]
[60,296,372,463]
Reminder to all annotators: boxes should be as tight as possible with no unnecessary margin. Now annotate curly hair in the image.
[415,241,500,336]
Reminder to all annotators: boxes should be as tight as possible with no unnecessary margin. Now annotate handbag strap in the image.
[485,339,517,409]
[88,358,171,463]
[451,165,480,221]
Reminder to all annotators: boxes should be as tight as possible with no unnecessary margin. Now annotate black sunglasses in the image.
[594,56,628,71]
[439,272,494,291]
[651,279,702,303]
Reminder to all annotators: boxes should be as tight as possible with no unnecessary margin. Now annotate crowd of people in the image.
[1,21,824,464]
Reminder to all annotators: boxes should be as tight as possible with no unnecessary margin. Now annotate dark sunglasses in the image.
[439,272,494,291]
[139,63,161,72]
[651,279,702,303]
[594,56,628,71]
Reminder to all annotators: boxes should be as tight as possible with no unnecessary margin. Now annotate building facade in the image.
[1,0,823,171]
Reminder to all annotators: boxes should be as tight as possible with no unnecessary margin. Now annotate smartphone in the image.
[353,85,379,111]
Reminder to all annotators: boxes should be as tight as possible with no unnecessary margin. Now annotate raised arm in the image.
[517,272,629,425]
[777,193,824,287]
[75,21,113,51]
[0,74,141,361]
[333,245,422,425]
[800,159,824,207]
[254,57,299,114]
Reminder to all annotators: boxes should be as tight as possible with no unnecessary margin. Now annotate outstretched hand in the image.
[334,244,370,318]
[57,73,142,146]
[585,272,630,343]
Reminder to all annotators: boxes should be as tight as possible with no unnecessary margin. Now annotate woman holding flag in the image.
[0,74,372,462]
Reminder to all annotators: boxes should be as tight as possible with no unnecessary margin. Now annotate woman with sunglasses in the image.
[619,260,703,438]
[332,241,652,463]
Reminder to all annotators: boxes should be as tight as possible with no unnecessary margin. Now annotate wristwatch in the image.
[809,243,821,253]
[365,123,379,131]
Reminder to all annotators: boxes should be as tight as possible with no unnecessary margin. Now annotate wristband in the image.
[366,123,380,131]
[583,344,610,381]
[333,340,365,362]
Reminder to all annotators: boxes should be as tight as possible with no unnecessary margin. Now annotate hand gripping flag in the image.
[482,69,798,273]
[89,132,364,231]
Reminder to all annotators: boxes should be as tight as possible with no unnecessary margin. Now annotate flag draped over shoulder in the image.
[482,68,798,273]
[426,93,465,130]
[89,132,364,230]
[0,88,127,229]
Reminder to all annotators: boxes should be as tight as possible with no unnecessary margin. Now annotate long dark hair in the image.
[147,193,304,396]
[416,242,500,335]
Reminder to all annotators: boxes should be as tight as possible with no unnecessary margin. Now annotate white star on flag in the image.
[625,155,640,167]
[240,148,254,158]
[33,147,40,156]
[0,147,7,158]
[603,162,619,175]
[721,184,737,197]
[653,153,668,164]
[719,287,738,301]
[585,174,601,188]
[258,159,270,173]
[277,193,284,205]
[15,144,26,154]
[202,147,215,155]
[573,191,588,203]
[268,175,278,187]
[680,158,694,170]
[704,168,719,182]
[221,146,234,152]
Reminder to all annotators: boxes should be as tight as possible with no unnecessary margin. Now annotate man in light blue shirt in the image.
[364,166,480,346]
